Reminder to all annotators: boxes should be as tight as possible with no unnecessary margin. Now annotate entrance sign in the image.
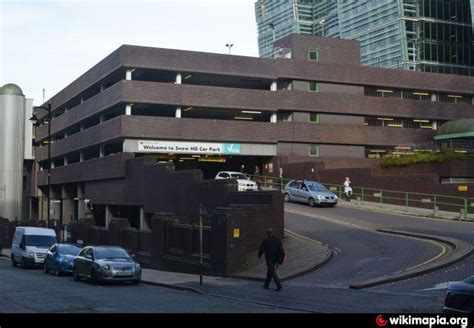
[198,157,226,163]
[223,143,241,155]
[458,185,468,192]
[138,140,241,155]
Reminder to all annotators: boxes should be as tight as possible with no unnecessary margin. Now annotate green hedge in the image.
[381,151,473,167]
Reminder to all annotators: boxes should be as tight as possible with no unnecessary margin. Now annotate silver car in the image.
[284,180,338,207]
[72,246,141,285]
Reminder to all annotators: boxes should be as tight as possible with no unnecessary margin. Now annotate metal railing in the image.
[247,174,473,220]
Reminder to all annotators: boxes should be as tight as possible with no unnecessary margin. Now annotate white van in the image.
[11,227,57,269]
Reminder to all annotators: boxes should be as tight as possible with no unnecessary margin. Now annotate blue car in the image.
[443,275,474,314]
[43,243,81,276]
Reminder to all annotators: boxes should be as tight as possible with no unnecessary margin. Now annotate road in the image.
[284,202,474,297]
[0,258,295,313]
[1,202,472,313]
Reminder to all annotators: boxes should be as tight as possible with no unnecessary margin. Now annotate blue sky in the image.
[0,0,258,105]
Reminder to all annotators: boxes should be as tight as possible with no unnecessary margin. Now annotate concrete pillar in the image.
[270,81,277,91]
[270,113,277,123]
[432,121,438,130]
[38,191,44,222]
[105,205,113,228]
[50,189,61,222]
[175,73,182,84]
[100,114,105,123]
[61,186,74,225]
[80,124,84,132]
[139,206,150,230]
[126,69,134,80]
[51,161,55,169]
[64,131,69,139]
[99,145,105,158]
[100,84,105,92]
[431,94,437,102]
[80,97,84,104]
[79,152,84,162]
[77,185,86,220]
[175,107,182,118]
[125,104,132,116]
[64,157,68,166]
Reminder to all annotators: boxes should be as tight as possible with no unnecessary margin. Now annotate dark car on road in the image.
[284,180,338,207]
[443,275,474,314]
[43,243,81,276]
[72,246,141,285]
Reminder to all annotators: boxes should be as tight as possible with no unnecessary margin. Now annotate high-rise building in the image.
[255,0,474,76]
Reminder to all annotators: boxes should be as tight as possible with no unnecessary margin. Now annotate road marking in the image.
[286,208,372,231]
[284,229,324,245]
[286,207,449,274]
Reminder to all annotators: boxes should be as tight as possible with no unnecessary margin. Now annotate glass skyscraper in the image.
[255,0,474,76]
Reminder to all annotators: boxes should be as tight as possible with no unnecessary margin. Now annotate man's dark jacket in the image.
[258,235,283,264]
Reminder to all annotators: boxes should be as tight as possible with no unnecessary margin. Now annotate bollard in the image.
[433,205,439,218]
[356,196,361,206]
[460,209,465,220]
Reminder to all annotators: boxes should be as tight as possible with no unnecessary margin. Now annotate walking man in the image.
[258,228,283,291]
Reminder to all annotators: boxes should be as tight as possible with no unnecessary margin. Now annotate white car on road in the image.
[215,171,258,191]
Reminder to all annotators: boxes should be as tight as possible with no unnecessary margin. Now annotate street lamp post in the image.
[225,43,234,55]
[319,19,326,37]
[30,103,52,228]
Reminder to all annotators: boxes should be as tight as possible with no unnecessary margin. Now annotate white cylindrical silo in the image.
[0,83,26,221]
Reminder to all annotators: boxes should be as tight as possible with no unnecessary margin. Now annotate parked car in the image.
[11,227,58,269]
[215,171,258,191]
[72,246,141,285]
[284,180,338,207]
[443,275,474,314]
[43,243,81,276]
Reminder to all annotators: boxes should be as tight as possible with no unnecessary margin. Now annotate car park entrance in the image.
[125,139,277,179]
[144,153,273,179]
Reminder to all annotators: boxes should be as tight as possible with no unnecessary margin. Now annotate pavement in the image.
[262,186,474,221]
[338,198,474,221]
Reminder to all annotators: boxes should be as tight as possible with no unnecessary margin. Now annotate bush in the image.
[381,151,473,167]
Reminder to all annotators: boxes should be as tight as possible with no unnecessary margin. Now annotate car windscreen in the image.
[58,245,81,256]
[25,235,57,247]
[464,276,474,284]
[307,183,328,192]
[230,174,247,180]
[95,247,130,260]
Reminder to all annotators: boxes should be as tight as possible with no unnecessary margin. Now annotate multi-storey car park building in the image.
[256,0,474,76]
[32,34,474,228]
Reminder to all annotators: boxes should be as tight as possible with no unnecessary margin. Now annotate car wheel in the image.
[284,193,291,202]
[43,263,49,274]
[20,257,27,269]
[11,256,16,267]
[72,268,80,281]
[54,266,61,276]
[308,198,316,207]
[90,269,100,285]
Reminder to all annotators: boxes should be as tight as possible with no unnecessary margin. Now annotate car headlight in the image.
[239,183,245,187]
[334,195,338,199]
[135,263,141,270]
[101,264,111,271]
[317,195,324,200]
[28,251,35,258]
